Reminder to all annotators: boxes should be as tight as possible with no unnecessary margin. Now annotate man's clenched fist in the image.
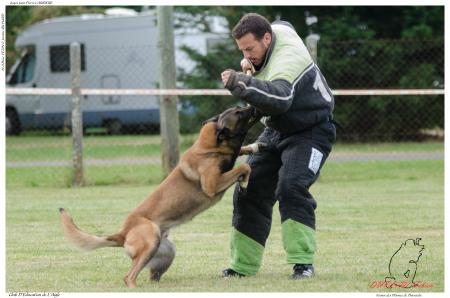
[221,70,232,86]
[240,58,255,75]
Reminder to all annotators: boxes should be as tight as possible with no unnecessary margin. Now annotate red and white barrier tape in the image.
[332,89,444,96]
[5,88,445,96]
[5,88,231,96]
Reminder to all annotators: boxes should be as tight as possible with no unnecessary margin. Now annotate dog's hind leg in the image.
[123,219,161,288]
[148,233,175,281]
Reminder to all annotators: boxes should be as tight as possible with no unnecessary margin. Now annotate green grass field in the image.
[5,137,444,292]
[5,134,444,188]
[6,134,198,162]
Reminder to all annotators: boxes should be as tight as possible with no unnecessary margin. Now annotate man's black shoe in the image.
[222,268,245,278]
[292,264,315,279]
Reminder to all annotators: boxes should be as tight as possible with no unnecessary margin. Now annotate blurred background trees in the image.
[175,6,444,140]
[6,6,444,141]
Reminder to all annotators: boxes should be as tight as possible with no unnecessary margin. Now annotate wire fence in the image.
[5,37,444,187]
[318,38,444,141]
[319,39,444,89]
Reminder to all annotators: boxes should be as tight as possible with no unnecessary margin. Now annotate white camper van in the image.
[6,9,228,135]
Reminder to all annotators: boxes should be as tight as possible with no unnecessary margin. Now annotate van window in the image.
[8,49,36,85]
[50,44,86,72]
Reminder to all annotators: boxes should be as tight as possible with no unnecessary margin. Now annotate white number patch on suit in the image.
[308,147,323,175]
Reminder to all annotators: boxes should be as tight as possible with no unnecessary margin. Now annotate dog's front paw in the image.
[239,178,248,189]
[238,184,248,195]
[239,142,269,155]
[239,145,253,156]
[238,174,249,195]
[237,164,251,195]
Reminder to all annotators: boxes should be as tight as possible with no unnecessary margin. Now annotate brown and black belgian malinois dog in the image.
[59,105,262,288]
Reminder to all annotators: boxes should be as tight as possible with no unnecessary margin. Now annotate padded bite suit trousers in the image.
[229,121,336,275]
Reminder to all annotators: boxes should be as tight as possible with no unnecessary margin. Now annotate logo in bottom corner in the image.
[369,238,433,289]
[384,238,425,288]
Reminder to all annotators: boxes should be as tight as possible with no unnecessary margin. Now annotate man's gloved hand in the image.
[221,69,252,97]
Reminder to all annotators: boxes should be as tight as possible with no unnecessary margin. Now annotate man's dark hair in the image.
[232,13,272,40]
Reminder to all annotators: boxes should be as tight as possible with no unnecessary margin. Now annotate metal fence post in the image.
[157,6,180,177]
[306,34,320,64]
[70,42,84,186]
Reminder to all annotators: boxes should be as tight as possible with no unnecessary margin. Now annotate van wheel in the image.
[106,119,122,135]
[6,108,21,135]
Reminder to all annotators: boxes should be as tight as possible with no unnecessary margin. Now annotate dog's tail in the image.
[59,208,124,251]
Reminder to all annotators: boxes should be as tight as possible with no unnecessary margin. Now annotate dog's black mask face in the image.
[203,106,261,145]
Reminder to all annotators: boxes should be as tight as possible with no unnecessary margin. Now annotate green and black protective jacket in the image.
[225,20,335,134]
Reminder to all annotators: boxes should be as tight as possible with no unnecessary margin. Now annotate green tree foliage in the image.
[177,6,444,140]
[177,41,243,133]
[5,7,32,71]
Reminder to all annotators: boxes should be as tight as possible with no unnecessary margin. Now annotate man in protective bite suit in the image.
[221,12,336,279]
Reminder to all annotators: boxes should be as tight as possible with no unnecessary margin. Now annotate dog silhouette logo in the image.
[385,238,425,288]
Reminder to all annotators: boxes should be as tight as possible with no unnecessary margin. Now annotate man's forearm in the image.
[237,78,293,115]
[224,70,293,115]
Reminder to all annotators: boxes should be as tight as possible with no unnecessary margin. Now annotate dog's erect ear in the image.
[202,114,220,126]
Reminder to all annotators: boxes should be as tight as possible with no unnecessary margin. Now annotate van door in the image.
[6,47,39,132]
[81,74,121,128]
[101,74,121,105]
